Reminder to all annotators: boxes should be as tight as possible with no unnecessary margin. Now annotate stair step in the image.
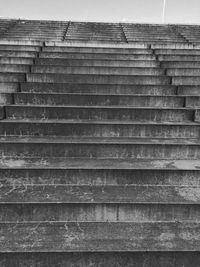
[5,105,195,122]
[0,40,43,46]
[1,203,200,222]
[0,51,37,58]
[35,58,160,67]
[0,251,199,267]
[0,221,200,251]
[1,120,198,138]
[0,45,41,51]
[1,157,199,170]
[0,93,13,105]
[20,83,176,95]
[0,183,200,203]
[0,73,25,82]
[155,49,200,55]
[26,73,171,85]
[31,66,165,75]
[161,61,200,68]
[0,57,34,65]
[0,64,30,73]
[39,52,156,60]
[1,167,200,186]
[42,46,152,54]
[167,69,200,76]
[0,106,4,119]
[14,93,185,107]
[1,137,200,159]
[151,44,195,49]
[173,77,200,86]
[45,41,149,48]
[178,86,200,96]
[158,55,200,61]
[0,82,19,93]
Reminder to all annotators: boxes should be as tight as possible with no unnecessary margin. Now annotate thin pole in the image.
[162,0,166,23]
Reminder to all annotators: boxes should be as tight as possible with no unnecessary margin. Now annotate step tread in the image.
[0,136,199,145]
[6,104,196,110]
[0,158,199,170]
[14,92,181,97]
[2,119,199,125]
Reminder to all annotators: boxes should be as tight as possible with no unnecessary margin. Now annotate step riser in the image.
[0,65,30,73]
[1,123,198,138]
[0,252,199,267]
[42,47,152,54]
[6,106,194,122]
[31,66,165,75]
[1,143,200,159]
[0,106,5,119]
[14,94,184,107]
[168,69,200,76]
[0,74,25,82]
[173,77,200,85]
[0,204,200,222]
[26,74,170,85]
[0,58,34,65]
[0,45,40,51]
[155,50,200,55]
[39,53,156,60]
[35,58,160,67]
[0,51,37,58]
[20,83,176,95]
[1,169,199,186]
[159,55,200,61]
[0,94,13,105]
[185,97,200,107]
[162,62,200,68]
[178,86,200,96]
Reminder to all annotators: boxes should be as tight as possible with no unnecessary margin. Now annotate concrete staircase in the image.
[1,20,200,266]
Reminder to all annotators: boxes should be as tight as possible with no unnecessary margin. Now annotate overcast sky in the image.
[1,0,200,24]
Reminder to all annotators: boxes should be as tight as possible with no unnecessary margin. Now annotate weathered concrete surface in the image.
[26,73,171,85]
[1,252,200,267]
[1,203,200,222]
[1,168,200,186]
[0,57,34,65]
[35,58,160,67]
[0,64,30,73]
[42,46,152,54]
[1,138,200,159]
[39,52,156,60]
[5,105,194,122]
[1,120,199,138]
[0,93,13,105]
[14,93,184,107]
[20,83,176,95]
[1,222,200,251]
[177,86,200,96]
[173,77,200,86]
[0,106,5,119]
[0,73,25,82]
[1,158,200,170]
[31,66,165,75]
[0,51,37,58]
[0,45,41,51]
[1,184,200,203]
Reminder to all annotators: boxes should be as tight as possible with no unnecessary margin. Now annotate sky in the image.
[0,0,200,24]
